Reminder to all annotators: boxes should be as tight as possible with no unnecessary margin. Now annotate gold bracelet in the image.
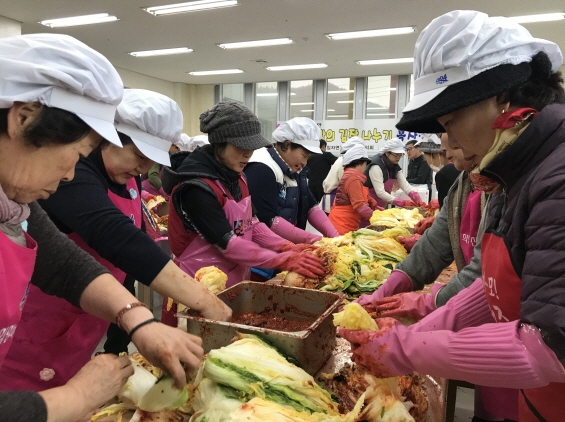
[115,302,148,329]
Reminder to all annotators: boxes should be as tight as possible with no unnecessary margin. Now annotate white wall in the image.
[116,66,214,135]
[0,15,21,38]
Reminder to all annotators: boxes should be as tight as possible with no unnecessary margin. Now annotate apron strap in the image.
[520,389,548,422]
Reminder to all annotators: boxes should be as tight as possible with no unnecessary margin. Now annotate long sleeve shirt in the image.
[368,165,414,203]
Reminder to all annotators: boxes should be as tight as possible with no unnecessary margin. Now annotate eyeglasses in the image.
[389,152,404,159]
[405,147,414,152]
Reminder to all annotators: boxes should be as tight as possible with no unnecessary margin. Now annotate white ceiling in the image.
[1,0,564,85]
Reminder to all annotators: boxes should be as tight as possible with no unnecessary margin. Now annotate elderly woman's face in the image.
[103,142,155,185]
[440,133,470,172]
[0,103,102,203]
[436,97,505,170]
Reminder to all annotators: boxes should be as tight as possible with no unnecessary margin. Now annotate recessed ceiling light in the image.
[266,63,327,71]
[507,12,565,24]
[218,38,292,49]
[40,13,118,28]
[188,69,244,75]
[337,100,354,104]
[129,47,193,57]
[291,102,315,106]
[357,58,414,65]
[145,0,238,16]
[328,90,354,94]
[327,26,415,40]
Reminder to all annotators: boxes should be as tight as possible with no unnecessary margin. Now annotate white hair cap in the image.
[272,117,322,154]
[340,136,365,154]
[343,143,370,166]
[0,33,124,146]
[379,138,405,154]
[115,89,183,166]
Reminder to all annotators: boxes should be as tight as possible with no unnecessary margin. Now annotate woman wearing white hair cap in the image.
[340,10,565,422]
[364,138,426,209]
[328,144,381,234]
[0,88,231,394]
[245,117,339,248]
[0,34,209,422]
[320,136,364,213]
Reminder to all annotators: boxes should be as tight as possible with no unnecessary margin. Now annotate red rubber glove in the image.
[397,234,421,252]
[278,241,319,253]
[356,270,413,306]
[367,197,383,211]
[414,216,435,235]
[373,284,444,320]
[402,199,417,207]
[272,252,325,279]
[416,201,428,208]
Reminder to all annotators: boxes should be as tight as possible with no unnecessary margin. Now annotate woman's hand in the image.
[67,354,133,413]
[130,322,204,388]
[196,295,232,321]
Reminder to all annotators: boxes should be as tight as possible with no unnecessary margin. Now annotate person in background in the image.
[162,102,324,303]
[328,144,380,234]
[0,89,231,392]
[405,139,434,200]
[341,10,565,421]
[320,136,365,213]
[365,139,427,209]
[245,117,339,244]
[0,33,203,422]
[307,139,338,203]
[187,134,209,152]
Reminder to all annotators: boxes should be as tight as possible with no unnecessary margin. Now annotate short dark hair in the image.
[406,140,418,148]
[99,131,133,150]
[319,139,327,149]
[344,158,369,169]
[0,105,90,148]
[499,53,565,111]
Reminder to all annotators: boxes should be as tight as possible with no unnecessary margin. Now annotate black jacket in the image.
[307,152,338,202]
[483,103,565,366]
[407,154,433,185]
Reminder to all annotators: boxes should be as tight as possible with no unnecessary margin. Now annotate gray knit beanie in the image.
[199,101,272,150]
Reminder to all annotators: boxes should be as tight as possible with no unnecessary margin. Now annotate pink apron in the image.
[0,230,37,369]
[369,177,395,210]
[0,179,141,390]
[176,179,253,288]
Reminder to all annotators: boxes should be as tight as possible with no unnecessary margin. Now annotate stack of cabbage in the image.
[313,228,409,298]
[190,333,414,422]
[369,208,423,229]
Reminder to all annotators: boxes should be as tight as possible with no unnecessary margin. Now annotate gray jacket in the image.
[396,173,485,306]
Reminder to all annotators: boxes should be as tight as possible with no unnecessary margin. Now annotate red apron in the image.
[481,231,565,421]
[0,179,141,390]
[459,190,482,265]
[329,171,370,235]
[0,230,37,369]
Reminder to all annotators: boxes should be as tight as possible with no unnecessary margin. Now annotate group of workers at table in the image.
[2,9,565,422]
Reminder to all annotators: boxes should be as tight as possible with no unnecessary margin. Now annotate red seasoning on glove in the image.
[415,216,435,235]
[397,234,421,252]
[278,242,319,253]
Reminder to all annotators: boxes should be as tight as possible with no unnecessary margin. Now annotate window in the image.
[289,80,314,119]
[255,82,278,140]
[221,83,244,103]
[326,77,354,120]
[365,76,398,119]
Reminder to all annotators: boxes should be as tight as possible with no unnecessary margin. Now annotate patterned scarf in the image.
[470,108,538,193]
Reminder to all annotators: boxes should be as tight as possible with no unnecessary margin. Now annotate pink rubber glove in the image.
[391,197,405,207]
[278,242,318,253]
[251,218,289,251]
[373,283,444,320]
[141,191,155,202]
[271,216,322,244]
[224,236,324,279]
[340,319,565,389]
[356,270,413,306]
[397,234,421,252]
[307,207,340,238]
[414,216,435,235]
[367,197,384,211]
[408,190,422,204]
[355,203,374,220]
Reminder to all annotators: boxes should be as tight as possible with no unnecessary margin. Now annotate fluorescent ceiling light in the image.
[367,107,388,110]
[257,93,278,97]
[357,57,414,65]
[507,12,565,24]
[328,115,348,118]
[328,90,354,94]
[389,88,397,91]
[327,26,415,40]
[266,63,327,71]
[145,0,238,16]
[337,100,354,104]
[300,109,314,112]
[40,13,118,28]
[291,102,314,106]
[129,47,193,57]
[327,109,335,112]
[188,69,243,75]
[218,38,292,49]
[367,113,395,116]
